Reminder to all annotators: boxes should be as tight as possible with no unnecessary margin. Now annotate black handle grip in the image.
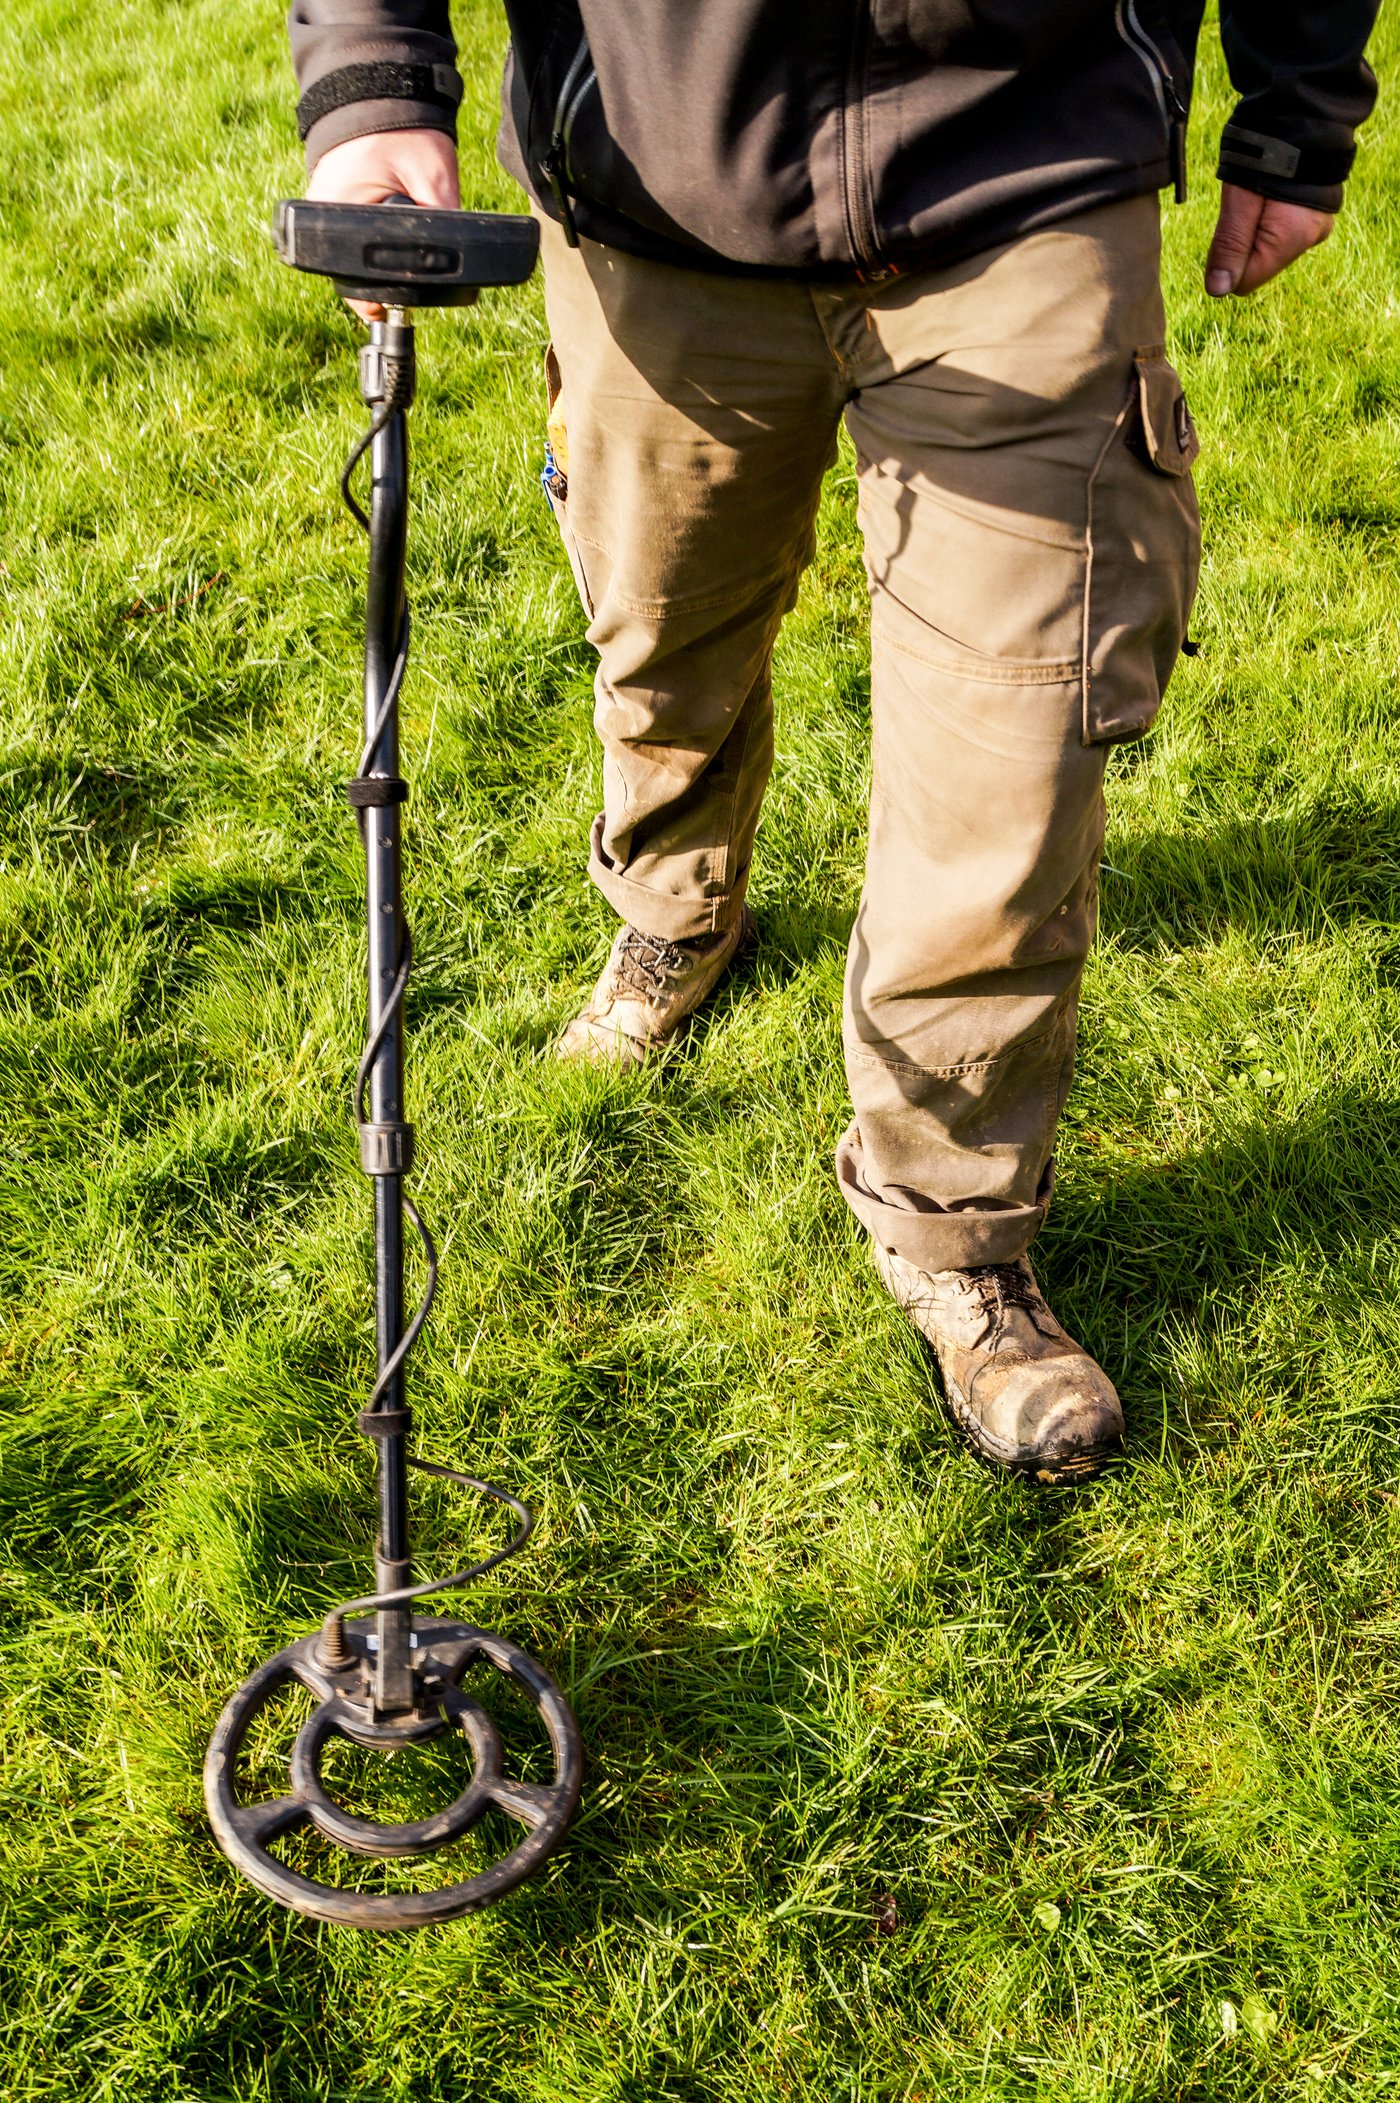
[273,200,539,307]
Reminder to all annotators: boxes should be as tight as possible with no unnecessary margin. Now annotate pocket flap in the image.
[1133,350,1199,476]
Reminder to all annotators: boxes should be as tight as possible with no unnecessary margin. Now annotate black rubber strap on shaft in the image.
[345,776,408,808]
[357,1406,413,1440]
[297,62,463,141]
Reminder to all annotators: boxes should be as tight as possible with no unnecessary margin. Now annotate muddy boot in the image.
[554,906,755,1069]
[874,1246,1123,1483]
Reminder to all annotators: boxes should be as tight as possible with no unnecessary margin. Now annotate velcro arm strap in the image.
[1217,123,1354,193]
[297,62,463,142]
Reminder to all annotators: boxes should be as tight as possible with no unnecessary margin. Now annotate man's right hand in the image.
[306,129,462,322]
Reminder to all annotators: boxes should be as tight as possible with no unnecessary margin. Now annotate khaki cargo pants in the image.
[539,197,1199,1270]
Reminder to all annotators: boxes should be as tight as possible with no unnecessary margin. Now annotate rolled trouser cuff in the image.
[835,1121,1049,1272]
[587,813,746,941]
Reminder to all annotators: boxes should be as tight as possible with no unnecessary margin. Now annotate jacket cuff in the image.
[1217,121,1353,214]
[303,97,457,174]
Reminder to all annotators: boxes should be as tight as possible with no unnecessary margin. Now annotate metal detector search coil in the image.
[203,202,581,1929]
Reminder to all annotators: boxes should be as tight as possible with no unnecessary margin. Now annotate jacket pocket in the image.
[537,29,597,243]
[521,4,583,162]
[1082,346,1201,745]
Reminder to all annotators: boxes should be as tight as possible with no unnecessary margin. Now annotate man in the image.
[289,2,1376,1482]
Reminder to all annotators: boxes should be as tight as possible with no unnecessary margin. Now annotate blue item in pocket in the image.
[541,438,568,507]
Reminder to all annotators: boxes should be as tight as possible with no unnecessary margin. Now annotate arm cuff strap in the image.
[1218,124,1354,191]
[297,62,463,143]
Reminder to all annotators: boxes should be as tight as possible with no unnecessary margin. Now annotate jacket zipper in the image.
[840,5,885,275]
[541,33,595,248]
[1116,0,1188,202]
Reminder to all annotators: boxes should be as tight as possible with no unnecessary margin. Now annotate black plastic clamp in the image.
[359,1121,415,1175]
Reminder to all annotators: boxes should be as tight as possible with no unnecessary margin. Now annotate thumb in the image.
[1206,183,1266,297]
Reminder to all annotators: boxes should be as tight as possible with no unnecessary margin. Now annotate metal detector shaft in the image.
[361,318,415,1709]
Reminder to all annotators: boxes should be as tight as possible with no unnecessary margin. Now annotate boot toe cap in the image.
[973,1356,1124,1481]
[553,1010,649,1068]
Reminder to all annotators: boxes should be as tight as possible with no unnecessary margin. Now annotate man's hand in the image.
[306,129,462,322]
[1205,182,1333,298]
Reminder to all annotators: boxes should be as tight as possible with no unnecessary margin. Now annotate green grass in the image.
[2,2,1400,2096]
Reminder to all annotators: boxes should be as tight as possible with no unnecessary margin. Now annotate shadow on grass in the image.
[0,752,185,861]
[1102,784,1400,951]
[746,900,853,981]
[659,783,1400,1024]
[691,779,1400,993]
[1053,1085,1400,1296]
[1041,1085,1400,1465]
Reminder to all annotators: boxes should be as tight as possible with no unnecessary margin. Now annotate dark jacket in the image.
[289,2,1378,279]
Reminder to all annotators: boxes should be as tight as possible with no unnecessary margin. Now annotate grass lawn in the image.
[3,2,1400,2096]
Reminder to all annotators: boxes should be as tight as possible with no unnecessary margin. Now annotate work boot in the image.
[554,906,755,1069]
[874,1246,1123,1483]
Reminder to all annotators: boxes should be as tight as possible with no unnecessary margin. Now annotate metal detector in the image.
[203,201,582,1929]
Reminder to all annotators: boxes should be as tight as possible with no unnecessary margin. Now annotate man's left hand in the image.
[1205,182,1334,297]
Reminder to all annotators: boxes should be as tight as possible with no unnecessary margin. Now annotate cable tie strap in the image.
[346,776,409,809]
[297,61,463,142]
[357,1406,413,1440]
[359,1121,415,1175]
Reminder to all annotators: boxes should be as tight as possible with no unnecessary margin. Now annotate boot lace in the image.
[613,926,699,1003]
[960,1261,1051,1346]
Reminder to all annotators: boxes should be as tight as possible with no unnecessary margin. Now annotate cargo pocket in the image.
[1082,346,1201,745]
[542,341,598,618]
